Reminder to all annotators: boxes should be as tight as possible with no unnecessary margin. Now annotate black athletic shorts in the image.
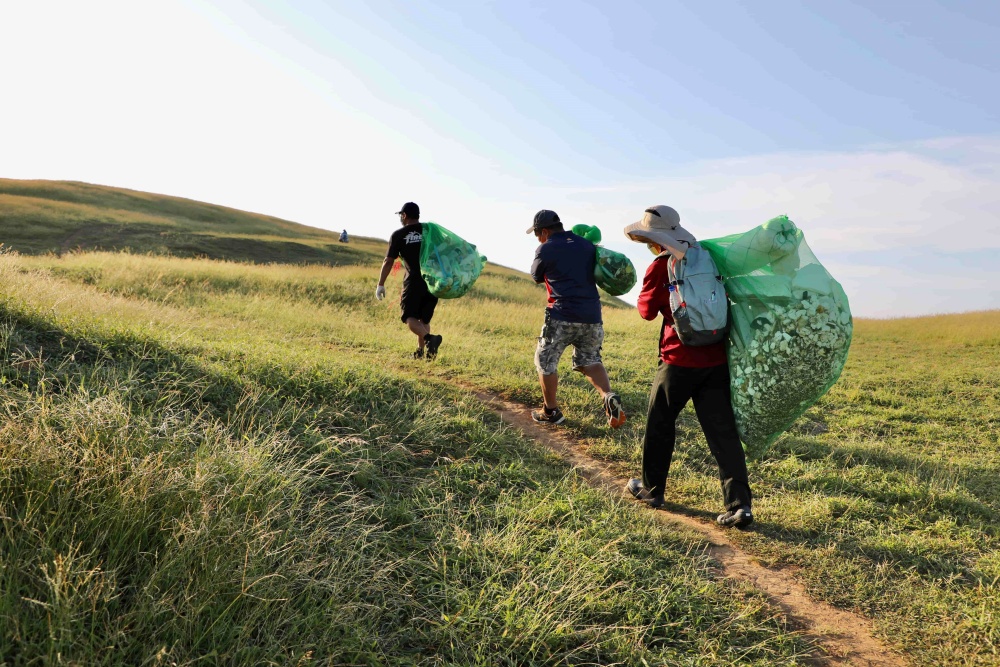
[400,279,438,324]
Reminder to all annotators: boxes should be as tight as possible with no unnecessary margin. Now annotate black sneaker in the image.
[626,478,664,508]
[425,334,443,359]
[717,505,754,528]
[412,348,424,359]
[604,392,626,428]
[531,406,565,425]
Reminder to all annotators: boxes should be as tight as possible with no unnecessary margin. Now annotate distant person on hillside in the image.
[528,209,625,428]
[622,205,753,527]
[339,229,349,243]
[375,202,443,359]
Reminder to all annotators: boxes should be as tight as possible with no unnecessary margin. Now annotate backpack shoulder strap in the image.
[668,255,684,287]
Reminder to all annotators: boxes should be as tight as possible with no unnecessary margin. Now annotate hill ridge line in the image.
[464,385,907,667]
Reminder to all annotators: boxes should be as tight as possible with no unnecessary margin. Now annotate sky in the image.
[2,0,998,317]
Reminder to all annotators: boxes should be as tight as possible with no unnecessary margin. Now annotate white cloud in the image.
[510,141,1000,318]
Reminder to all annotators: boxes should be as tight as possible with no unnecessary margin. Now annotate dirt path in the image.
[471,388,907,667]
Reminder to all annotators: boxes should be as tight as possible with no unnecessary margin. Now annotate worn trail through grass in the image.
[466,385,907,667]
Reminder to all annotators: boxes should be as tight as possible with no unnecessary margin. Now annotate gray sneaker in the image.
[604,392,626,428]
[626,478,664,508]
[531,406,565,425]
[717,505,754,528]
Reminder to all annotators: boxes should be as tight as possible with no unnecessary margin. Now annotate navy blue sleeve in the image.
[530,245,545,283]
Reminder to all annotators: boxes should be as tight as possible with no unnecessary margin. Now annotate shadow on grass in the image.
[0,302,497,662]
[0,299,826,666]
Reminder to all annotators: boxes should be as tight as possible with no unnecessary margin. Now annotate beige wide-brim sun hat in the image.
[623,205,699,255]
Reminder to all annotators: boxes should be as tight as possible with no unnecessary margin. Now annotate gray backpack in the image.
[667,247,730,346]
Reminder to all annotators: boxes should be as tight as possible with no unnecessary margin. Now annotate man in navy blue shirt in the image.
[528,210,625,428]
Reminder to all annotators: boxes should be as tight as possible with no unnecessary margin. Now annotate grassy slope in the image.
[0,254,806,667]
[0,178,384,265]
[0,186,806,665]
[1,183,997,665]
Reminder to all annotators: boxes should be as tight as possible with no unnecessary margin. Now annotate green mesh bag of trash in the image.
[700,215,853,456]
[419,222,488,299]
[572,224,637,297]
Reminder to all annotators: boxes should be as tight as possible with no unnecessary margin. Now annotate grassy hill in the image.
[1,183,998,665]
[0,178,385,265]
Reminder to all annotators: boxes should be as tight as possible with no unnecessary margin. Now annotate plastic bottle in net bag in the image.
[701,216,853,455]
[571,224,637,297]
[419,222,487,299]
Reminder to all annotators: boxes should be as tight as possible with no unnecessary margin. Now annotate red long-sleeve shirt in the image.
[637,255,727,368]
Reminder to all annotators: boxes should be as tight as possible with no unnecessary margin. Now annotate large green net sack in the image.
[595,247,637,296]
[572,224,637,296]
[701,215,853,455]
[419,222,487,299]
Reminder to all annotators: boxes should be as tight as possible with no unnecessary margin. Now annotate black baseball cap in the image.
[526,209,561,234]
[396,202,420,218]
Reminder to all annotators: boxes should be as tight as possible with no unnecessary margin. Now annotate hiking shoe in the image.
[717,505,754,528]
[604,392,626,428]
[531,406,565,425]
[626,478,664,508]
[411,348,424,359]
[425,334,443,360]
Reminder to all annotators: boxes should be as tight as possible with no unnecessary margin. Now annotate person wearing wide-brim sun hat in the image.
[622,205,754,528]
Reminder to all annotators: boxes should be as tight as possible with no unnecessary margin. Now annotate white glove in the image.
[375,285,386,301]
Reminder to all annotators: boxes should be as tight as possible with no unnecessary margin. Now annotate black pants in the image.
[642,362,752,510]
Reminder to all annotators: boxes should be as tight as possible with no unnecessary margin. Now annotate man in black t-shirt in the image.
[375,202,443,359]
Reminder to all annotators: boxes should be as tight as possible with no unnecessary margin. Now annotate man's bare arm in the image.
[377,256,394,286]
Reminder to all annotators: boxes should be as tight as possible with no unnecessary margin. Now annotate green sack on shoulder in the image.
[571,223,602,244]
[701,216,852,456]
[594,247,637,296]
[419,222,487,299]
[572,224,636,296]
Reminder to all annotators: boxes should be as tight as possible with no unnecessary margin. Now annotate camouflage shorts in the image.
[534,317,604,376]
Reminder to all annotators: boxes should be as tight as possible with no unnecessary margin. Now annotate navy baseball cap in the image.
[396,202,420,217]
[526,209,561,234]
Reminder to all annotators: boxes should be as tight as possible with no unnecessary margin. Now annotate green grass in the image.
[0,178,385,264]
[0,255,808,664]
[2,183,998,665]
